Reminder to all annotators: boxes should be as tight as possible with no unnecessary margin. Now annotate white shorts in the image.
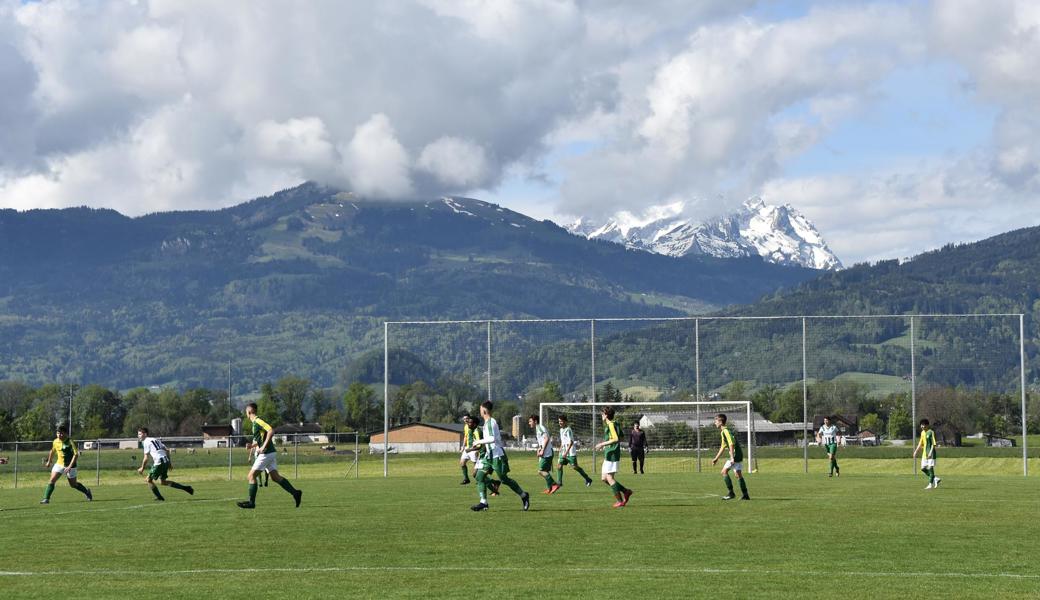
[251,452,278,472]
[921,458,935,468]
[461,450,478,463]
[601,460,618,476]
[723,460,743,472]
[51,463,77,479]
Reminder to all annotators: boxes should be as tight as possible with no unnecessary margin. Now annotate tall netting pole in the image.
[1021,314,1029,477]
[910,316,917,475]
[487,321,492,405]
[590,319,597,471]
[695,318,701,473]
[802,317,808,474]
[384,321,389,478]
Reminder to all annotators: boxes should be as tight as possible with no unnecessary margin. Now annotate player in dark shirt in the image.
[629,423,647,474]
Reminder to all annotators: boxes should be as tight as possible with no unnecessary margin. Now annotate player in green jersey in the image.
[711,413,749,500]
[470,401,530,511]
[40,423,93,504]
[556,414,593,487]
[236,403,303,509]
[137,427,194,501]
[594,406,632,508]
[529,415,560,494]
[912,418,941,490]
[459,417,481,485]
[816,416,840,477]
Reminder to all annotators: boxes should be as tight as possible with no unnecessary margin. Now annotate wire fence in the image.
[0,432,359,489]
[385,314,1034,476]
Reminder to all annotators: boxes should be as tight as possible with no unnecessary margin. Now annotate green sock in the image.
[830,458,835,474]
[724,474,734,493]
[150,485,163,500]
[500,475,524,496]
[248,483,258,504]
[44,483,55,500]
[738,478,748,497]
[575,466,592,483]
[834,461,839,474]
[543,474,555,489]
[476,471,487,502]
[277,478,297,495]
[557,467,564,485]
[929,469,936,484]
[461,466,470,481]
[73,482,90,496]
[610,482,621,494]
[169,481,188,492]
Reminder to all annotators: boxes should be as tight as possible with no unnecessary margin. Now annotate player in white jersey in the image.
[815,417,841,477]
[556,415,593,487]
[528,415,560,494]
[470,401,530,511]
[137,428,194,501]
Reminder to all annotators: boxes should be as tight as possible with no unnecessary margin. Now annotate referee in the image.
[629,422,648,474]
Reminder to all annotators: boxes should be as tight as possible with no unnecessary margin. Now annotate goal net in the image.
[539,401,754,474]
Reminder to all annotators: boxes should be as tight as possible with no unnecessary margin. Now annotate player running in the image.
[711,413,750,500]
[137,428,194,501]
[594,407,632,508]
[236,403,303,509]
[556,414,593,488]
[459,415,480,485]
[912,418,941,490]
[529,415,560,494]
[40,423,92,504]
[470,401,530,511]
[816,416,841,477]
[467,415,502,511]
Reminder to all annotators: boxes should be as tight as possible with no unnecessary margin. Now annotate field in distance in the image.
[1,456,1038,599]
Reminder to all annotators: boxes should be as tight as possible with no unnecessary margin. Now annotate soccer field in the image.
[1,461,1038,599]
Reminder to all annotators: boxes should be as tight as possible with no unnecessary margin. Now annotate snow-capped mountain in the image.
[566,198,843,270]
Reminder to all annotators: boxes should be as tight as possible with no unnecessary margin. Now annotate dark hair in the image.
[138,427,150,435]
[919,418,930,426]
[57,422,70,434]
[557,414,568,422]
[528,414,539,423]
[715,413,728,424]
[480,400,493,412]
[246,402,258,412]
[633,422,640,429]
[601,406,615,419]
[463,414,474,423]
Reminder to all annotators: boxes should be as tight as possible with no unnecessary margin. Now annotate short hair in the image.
[138,427,150,435]
[919,418,930,426]
[57,422,70,434]
[480,400,493,412]
[557,414,568,422]
[632,422,641,428]
[246,402,258,412]
[462,414,475,423]
[601,406,615,419]
[715,413,728,424]
[823,416,831,421]
[528,414,539,423]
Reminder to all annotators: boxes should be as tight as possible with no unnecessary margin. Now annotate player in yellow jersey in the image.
[711,414,749,500]
[912,418,941,490]
[236,403,303,509]
[40,423,93,504]
[459,416,480,485]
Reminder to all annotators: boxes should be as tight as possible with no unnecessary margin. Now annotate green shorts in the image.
[148,460,170,481]
[538,456,553,472]
[825,443,838,455]
[491,455,510,477]
[558,455,579,467]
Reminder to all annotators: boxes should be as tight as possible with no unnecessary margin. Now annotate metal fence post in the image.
[802,317,808,474]
[14,442,19,489]
[590,319,596,471]
[294,434,299,479]
[487,321,492,404]
[384,321,389,478]
[695,318,701,473]
[228,437,233,481]
[1021,314,1029,477]
[910,316,917,475]
[355,431,359,479]
[96,439,101,486]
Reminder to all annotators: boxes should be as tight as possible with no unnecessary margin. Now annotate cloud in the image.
[341,113,413,198]
[417,136,490,188]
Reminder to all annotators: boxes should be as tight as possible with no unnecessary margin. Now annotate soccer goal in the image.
[539,401,754,474]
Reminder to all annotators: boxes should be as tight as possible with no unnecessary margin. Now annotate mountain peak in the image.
[565,198,843,270]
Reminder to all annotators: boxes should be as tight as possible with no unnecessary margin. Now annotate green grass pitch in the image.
[1,457,1038,599]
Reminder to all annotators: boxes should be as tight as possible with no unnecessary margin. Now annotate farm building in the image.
[369,423,465,453]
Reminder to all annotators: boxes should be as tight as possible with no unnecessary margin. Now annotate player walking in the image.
[594,407,632,508]
[816,416,841,477]
[711,413,750,500]
[912,418,941,490]
[556,415,593,488]
[237,403,303,509]
[529,415,560,494]
[137,428,194,501]
[40,423,92,504]
[470,401,530,511]
[459,416,481,485]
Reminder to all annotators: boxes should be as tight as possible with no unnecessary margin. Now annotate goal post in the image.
[539,401,754,474]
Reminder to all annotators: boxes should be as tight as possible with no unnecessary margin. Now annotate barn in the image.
[369,422,465,453]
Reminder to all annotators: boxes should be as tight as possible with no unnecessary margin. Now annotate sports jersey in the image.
[142,437,169,464]
[535,424,553,458]
[602,419,621,462]
[559,426,578,456]
[918,429,937,458]
[252,417,277,454]
[479,417,505,458]
[720,426,744,463]
[52,437,77,467]
[819,424,838,445]
[463,424,481,449]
